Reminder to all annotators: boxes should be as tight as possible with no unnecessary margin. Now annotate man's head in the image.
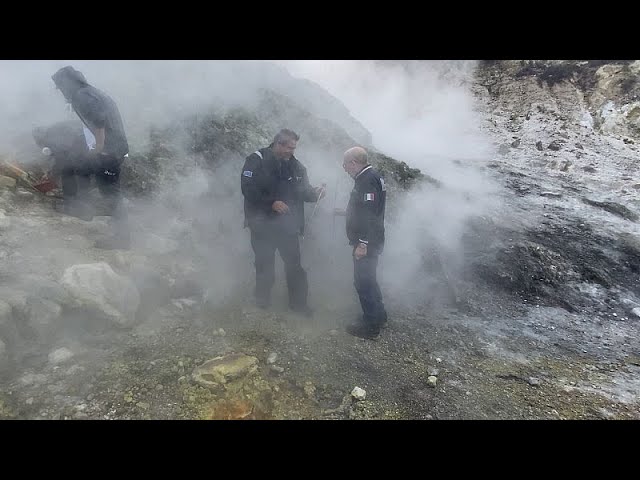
[343,146,369,178]
[272,128,299,161]
[51,65,89,102]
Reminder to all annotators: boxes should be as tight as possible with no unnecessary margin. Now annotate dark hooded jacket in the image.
[51,66,129,159]
[241,145,319,235]
[32,120,89,172]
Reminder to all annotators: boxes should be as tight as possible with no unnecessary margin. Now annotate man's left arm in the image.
[75,92,107,156]
[355,176,383,258]
[92,127,105,154]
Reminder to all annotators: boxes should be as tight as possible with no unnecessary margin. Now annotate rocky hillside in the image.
[122,88,423,199]
[476,60,640,142]
[462,60,639,301]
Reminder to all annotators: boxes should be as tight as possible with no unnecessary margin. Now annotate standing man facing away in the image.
[341,146,388,339]
[51,65,131,250]
[241,129,325,316]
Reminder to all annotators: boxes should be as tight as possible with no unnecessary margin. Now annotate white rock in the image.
[267,352,278,364]
[631,307,640,319]
[0,175,16,188]
[351,386,366,401]
[48,347,74,364]
[579,110,594,130]
[621,298,640,309]
[61,262,140,327]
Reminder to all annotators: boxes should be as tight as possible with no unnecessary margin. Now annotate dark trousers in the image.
[250,225,308,308]
[59,154,129,239]
[353,250,387,326]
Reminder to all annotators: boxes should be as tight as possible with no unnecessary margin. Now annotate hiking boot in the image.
[358,314,388,329]
[346,322,380,340]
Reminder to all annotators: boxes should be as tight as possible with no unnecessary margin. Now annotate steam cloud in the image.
[0,60,500,327]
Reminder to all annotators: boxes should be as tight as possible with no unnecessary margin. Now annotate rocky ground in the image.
[1,61,639,420]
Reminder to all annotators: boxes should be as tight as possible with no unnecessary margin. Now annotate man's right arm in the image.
[241,154,275,207]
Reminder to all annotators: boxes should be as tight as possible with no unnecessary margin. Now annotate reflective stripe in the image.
[355,165,373,179]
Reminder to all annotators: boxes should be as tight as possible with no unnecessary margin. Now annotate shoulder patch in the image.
[365,193,375,201]
[243,170,253,177]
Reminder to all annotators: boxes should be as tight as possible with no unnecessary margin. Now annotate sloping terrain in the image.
[1,61,638,420]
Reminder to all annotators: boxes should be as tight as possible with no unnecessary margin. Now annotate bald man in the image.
[341,146,388,339]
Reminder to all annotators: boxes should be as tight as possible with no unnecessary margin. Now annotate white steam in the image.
[0,60,500,323]
[275,60,500,304]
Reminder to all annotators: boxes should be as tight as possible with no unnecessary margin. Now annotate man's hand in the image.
[354,242,367,260]
[272,200,289,214]
[314,185,326,200]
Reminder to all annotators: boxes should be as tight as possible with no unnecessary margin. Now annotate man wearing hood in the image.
[51,65,131,249]
[241,129,325,316]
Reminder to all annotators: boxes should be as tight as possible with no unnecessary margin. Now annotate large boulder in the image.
[61,262,140,328]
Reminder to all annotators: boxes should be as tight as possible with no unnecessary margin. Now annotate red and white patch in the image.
[364,193,375,201]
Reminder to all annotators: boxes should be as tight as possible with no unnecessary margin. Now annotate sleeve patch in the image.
[243,170,253,177]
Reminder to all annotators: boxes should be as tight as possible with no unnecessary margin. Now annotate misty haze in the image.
[0,60,639,420]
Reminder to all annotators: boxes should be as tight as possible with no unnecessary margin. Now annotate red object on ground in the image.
[33,178,58,193]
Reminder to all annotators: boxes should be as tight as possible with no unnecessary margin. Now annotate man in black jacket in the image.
[51,65,131,250]
[241,129,325,315]
[341,146,388,339]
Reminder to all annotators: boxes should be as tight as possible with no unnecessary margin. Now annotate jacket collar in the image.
[355,164,373,179]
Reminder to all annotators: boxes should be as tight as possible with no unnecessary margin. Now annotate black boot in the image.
[346,322,381,339]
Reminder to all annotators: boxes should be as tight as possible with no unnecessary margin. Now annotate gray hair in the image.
[344,146,368,165]
[273,128,300,145]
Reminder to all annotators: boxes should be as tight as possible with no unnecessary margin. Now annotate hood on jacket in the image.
[51,66,89,102]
